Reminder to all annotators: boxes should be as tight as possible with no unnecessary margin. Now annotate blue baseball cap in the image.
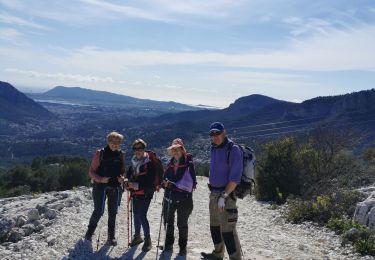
[209,122,225,134]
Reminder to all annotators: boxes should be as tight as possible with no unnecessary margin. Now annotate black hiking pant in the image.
[163,191,193,250]
[87,183,122,236]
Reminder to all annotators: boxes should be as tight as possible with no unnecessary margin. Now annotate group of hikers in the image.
[83,122,244,260]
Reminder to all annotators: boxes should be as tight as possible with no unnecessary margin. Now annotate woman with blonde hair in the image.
[84,131,125,246]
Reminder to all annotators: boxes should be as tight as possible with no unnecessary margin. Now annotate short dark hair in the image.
[132,138,147,149]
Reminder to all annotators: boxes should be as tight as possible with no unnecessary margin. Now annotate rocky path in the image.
[0,177,372,259]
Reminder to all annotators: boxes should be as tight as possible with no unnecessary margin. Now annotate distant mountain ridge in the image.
[136,89,375,150]
[0,81,53,121]
[28,86,202,115]
[150,94,284,125]
[154,89,375,126]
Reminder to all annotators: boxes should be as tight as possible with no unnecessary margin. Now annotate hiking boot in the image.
[163,244,173,253]
[142,235,152,252]
[129,234,143,247]
[106,237,117,246]
[107,227,117,246]
[201,251,223,260]
[178,247,187,256]
[84,227,95,241]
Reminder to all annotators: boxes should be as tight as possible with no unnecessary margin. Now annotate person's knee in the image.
[92,208,103,217]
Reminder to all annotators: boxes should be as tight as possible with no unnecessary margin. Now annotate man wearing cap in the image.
[201,122,243,260]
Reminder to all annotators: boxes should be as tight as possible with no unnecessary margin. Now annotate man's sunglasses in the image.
[133,147,144,151]
[210,131,222,137]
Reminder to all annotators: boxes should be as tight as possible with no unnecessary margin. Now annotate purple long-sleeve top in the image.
[209,138,243,191]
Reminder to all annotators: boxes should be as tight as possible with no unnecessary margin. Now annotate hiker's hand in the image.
[217,197,226,212]
[128,182,139,190]
[162,180,175,189]
[122,178,129,189]
[100,177,110,184]
[117,176,125,184]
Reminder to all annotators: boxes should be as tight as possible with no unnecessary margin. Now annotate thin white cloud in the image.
[0,0,278,26]
[0,28,23,43]
[56,24,375,72]
[3,68,123,84]
[80,0,174,22]
[201,71,316,89]
[1,22,375,73]
[0,12,49,30]
[0,0,373,34]
[283,17,333,36]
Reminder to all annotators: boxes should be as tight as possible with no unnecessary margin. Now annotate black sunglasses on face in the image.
[210,131,222,137]
[133,147,144,151]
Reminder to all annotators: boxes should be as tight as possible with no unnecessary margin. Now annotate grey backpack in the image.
[227,142,256,199]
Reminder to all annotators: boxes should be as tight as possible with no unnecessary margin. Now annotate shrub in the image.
[286,190,365,225]
[327,218,365,234]
[363,148,375,166]
[6,185,31,197]
[342,228,375,256]
[354,237,375,256]
[195,162,209,177]
[286,195,332,224]
[0,155,90,198]
[59,162,90,190]
[255,137,300,203]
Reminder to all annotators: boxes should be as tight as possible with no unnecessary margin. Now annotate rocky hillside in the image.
[0,81,53,121]
[0,177,371,260]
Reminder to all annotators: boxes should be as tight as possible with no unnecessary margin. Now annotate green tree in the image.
[7,166,31,189]
[256,137,300,203]
[59,162,90,190]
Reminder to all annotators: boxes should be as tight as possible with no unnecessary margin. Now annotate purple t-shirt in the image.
[209,139,243,190]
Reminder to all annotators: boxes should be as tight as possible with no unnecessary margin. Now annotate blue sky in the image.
[1,0,375,107]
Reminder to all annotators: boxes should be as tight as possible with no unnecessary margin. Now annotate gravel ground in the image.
[0,176,373,260]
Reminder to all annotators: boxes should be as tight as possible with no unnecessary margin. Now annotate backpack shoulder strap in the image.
[185,153,193,162]
[226,141,235,164]
[146,150,156,160]
[99,148,104,164]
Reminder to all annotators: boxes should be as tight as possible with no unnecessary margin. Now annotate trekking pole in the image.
[239,238,244,259]
[164,180,174,230]
[97,188,107,251]
[130,194,133,242]
[96,218,102,251]
[161,187,173,254]
[126,190,130,247]
[155,196,164,259]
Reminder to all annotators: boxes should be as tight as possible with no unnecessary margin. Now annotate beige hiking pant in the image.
[209,192,242,260]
